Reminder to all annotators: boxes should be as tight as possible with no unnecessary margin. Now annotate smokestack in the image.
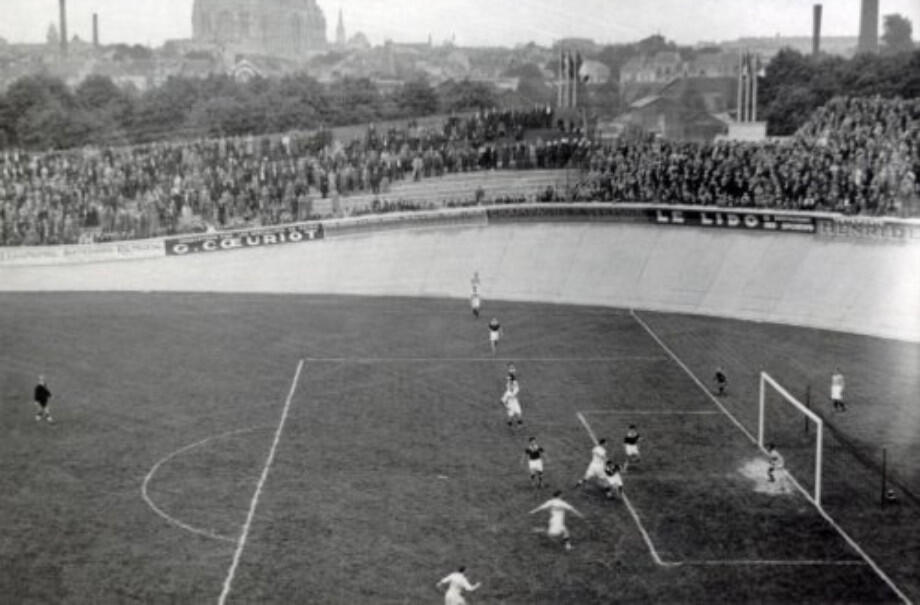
[59,0,68,56]
[812,5,822,57]
[857,0,879,54]
[93,13,99,47]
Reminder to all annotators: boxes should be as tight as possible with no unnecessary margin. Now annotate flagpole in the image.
[752,54,758,122]
[573,54,578,109]
[737,49,743,123]
[558,48,564,108]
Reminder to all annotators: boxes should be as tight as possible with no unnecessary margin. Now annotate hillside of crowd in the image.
[1,95,919,246]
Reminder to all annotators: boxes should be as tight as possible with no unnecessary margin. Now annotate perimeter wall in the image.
[1,204,918,343]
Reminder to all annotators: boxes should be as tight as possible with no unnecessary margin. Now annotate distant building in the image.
[578,60,610,85]
[347,32,371,51]
[620,51,682,86]
[719,36,858,59]
[191,0,327,60]
[614,76,738,143]
[857,0,879,54]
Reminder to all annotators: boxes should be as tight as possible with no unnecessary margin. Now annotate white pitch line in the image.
[621,492,681,568]
[141,426,270,544]
[576,408,868,571]
[682,559,865,567]
[576,412,599,444]
[217,359,304,605]
[303,356,666,363]
[580,409,720,415]
[630,310,912,605]
[577,410,678,568]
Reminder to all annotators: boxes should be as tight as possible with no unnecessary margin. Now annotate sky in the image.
[1,0,919,48]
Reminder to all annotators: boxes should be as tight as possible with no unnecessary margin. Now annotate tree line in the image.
[758,48,920,135]
[0,73,498,150]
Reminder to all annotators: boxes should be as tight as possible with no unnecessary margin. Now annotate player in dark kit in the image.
[523,437,545,487]
[714,367,727,396]
[623,425,640,470]
[34,375,53,423]
[488,318,502,354]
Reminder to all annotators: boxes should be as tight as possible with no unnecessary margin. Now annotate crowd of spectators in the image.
[578,96,920,216]
[0,106,580,245]
[1,97,918,246]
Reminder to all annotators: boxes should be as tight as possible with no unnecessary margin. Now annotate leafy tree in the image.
[881,14,914,55]
[326,78,383,125]
[438,79,498,112]
[761,85,819,136]
[393,78,439,118]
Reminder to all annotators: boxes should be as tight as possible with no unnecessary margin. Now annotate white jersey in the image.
[535,498,577,536]
[501,388,521,416]
[440,572,475,603]
[769,449,785,470]
[831,373,844,400]
[591,445,607,466]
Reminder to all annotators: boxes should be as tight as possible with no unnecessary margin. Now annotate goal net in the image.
[758,372,824,506]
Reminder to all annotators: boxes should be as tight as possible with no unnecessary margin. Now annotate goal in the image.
[758,372,824,507]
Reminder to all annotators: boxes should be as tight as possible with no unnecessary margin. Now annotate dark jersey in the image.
[526,446,544,460]
[489,320,500,333]
[34,384,51,405]
[715,370,727,384]
[624,432,640,445]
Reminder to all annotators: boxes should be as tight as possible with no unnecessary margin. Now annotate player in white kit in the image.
[575,438,608,488]
[766,442,785,483]
[831,368,846,412]
[436,566,481,605]
[529,490,584,551]
[470,291,481,318]
[501,377,523,428]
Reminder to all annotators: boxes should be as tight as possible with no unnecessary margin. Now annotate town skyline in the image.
[1,0,918,49]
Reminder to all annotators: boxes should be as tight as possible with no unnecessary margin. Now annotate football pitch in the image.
[1,293,917,603]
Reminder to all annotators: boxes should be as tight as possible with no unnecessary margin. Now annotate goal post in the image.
[759,372,824,507]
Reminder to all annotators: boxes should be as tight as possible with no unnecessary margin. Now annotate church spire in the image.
[335,8,346,47]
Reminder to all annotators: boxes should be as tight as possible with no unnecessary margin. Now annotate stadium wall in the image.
[0,205,918,343]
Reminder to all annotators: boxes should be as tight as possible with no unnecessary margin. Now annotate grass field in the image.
[1,293,917,604]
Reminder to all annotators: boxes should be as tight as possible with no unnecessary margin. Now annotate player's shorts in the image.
[528,459,543,474]
[548,517,567,538]
[584,462,605,481]
[605,473,623,489]
[445,591,467,605]
[625,444,639,457]
[471,298,480,310]
[831,385,843,401]
[489,331,500,343]
[506,398,522,417]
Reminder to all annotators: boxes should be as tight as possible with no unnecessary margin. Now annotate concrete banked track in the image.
[1,209,918,343]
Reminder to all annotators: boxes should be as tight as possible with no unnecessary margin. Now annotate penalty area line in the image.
[302,355,666,363]
[576,410,866,572]
[580,409,720,416]
[217,359,304,605]
[576,411,678,568]
[630,309,911,605]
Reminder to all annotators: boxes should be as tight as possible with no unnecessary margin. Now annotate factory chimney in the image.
[59,0,68,56]
[812,4,822,57]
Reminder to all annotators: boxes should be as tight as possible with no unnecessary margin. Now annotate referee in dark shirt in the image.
[34,375,53,423]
